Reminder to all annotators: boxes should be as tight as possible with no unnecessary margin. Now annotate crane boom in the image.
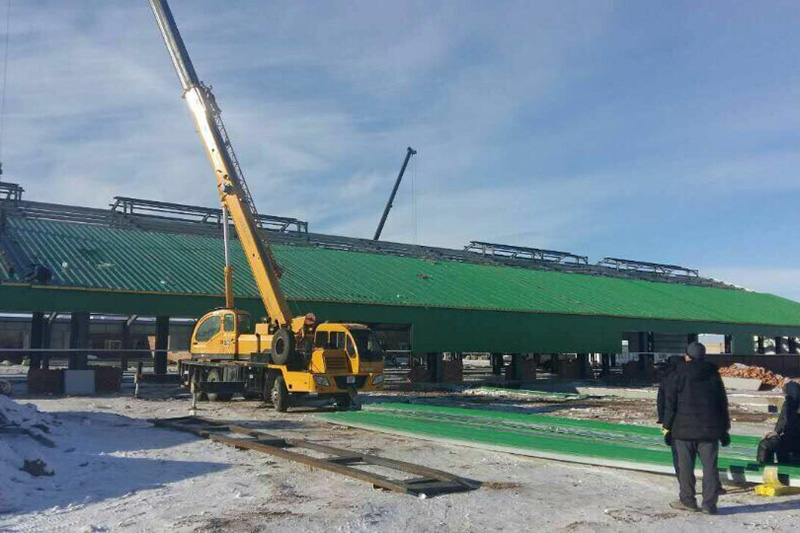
[149,0,292,327]
[373,147,416,241]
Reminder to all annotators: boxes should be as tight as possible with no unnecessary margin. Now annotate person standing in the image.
[662,341,730,515]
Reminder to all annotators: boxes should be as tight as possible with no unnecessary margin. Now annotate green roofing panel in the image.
[2,216,800,328]
[319,403,800,486]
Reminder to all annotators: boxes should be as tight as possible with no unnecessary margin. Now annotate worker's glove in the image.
[720,433,731,447]
[766,431,778,440]
[661,427,672,446]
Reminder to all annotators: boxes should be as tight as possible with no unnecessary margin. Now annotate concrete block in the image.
[64,370,96,395]
[722,377,763,391]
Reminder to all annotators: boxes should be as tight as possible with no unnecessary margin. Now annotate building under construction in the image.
[2,180,800,379]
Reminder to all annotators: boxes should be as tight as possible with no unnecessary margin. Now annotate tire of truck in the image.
[189,368,208,401]
[271,376,290,412]
[206,369,233,402]
[333,393,352,411]
[270,328,295,366]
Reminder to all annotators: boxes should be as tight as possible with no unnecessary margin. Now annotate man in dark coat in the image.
[662,342,730,515]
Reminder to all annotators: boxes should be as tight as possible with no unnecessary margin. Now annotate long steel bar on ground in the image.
[151,416,477,497]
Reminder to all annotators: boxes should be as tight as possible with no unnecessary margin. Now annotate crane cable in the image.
[0,0,11,180]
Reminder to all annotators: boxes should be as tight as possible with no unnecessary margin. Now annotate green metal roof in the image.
[3,216,800,328]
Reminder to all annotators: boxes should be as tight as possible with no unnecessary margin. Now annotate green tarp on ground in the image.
[318,402,800,486]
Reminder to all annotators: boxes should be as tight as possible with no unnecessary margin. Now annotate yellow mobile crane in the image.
[149,0,384,411]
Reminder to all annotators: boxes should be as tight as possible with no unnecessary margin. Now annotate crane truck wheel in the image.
[271,376,290,412]
[270,328,295,366]
[333,394,352,411]
[206,369,233,402]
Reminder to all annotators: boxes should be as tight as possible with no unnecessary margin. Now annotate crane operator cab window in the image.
[195,315,221,342]
[314,331,327,349]
[314,331,346,350]
[237,313,254,334]
[350,330,383,361]
[328,332,344,349]
[223,313,235,333]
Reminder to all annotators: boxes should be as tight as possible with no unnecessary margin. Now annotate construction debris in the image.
[718,363,792,389]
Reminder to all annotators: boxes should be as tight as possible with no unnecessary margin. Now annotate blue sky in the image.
[1,1,800,299]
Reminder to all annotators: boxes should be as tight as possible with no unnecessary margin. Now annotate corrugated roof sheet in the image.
[2,216,800,327]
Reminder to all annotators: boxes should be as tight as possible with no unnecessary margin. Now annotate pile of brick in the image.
[718,363,788,388]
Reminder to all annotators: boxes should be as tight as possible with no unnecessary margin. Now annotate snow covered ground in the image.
[2,389,800,532]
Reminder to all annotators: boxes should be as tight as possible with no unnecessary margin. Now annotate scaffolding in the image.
[597,257,699,278]
[464,241,589,265]
[110,196,308,234]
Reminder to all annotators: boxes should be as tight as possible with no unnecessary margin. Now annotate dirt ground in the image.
[2,384,799,533]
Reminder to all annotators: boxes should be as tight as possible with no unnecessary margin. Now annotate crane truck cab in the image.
[181,309,385,411]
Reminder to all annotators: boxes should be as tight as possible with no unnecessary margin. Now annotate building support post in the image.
[41,313,58,370]
[510,353,522,381]
[121,315,137,371]
[775,337,785,355]
[638,353,654,381]
[601,353,611,377]
[789,337,799,355]
[490,353,503,376]
[154,316,169,375]
[68,312,90,370]
[427,352,443,383]
[577,353,589,380]
[29,312,46,370]
[757,336,765,355]
[637,332,647,354]
[724,335,732,354]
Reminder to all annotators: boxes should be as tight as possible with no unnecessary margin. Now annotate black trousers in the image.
[760,434,800,464]
[672,438,720,508]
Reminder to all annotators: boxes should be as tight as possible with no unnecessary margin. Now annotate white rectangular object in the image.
[722,377,763,391]
[64,370,96,395]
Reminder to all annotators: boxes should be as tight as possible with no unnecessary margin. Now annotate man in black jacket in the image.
[662,342,730,515]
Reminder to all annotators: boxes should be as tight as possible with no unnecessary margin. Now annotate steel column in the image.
[68,312,90,369]
[29,312,45,370]
[154,315,169,375]
[427,352,443,383]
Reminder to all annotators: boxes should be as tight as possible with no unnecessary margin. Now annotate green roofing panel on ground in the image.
[3,216,800,327]
[319,403,800,486]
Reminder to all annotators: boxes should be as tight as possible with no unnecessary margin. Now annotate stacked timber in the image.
[718,363,790,388]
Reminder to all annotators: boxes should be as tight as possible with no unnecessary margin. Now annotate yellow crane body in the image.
[149,0,383,410]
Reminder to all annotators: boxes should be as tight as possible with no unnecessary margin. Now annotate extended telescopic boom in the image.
[373,147,416,241]
[149,0,292,327]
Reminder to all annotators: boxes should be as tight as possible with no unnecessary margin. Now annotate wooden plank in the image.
[152,416,476,497]
[208,433,415,495]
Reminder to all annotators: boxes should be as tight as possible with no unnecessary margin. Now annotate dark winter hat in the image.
[687,341,706,359]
